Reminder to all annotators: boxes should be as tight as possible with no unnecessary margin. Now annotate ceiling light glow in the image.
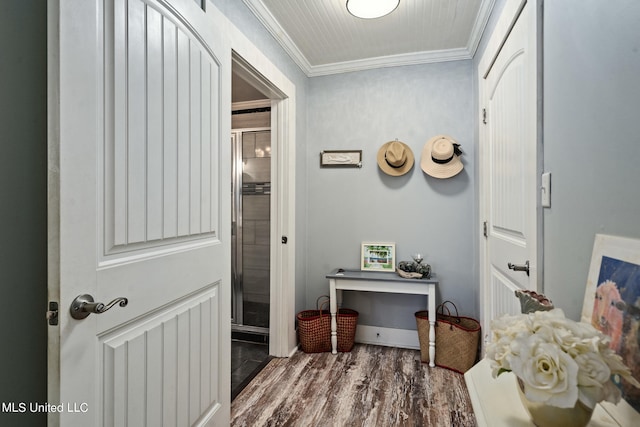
[346,0,400,19]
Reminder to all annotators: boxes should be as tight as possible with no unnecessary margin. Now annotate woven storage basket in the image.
[297,308,331,353]
[415,301,481,373]
[337,308,358,352]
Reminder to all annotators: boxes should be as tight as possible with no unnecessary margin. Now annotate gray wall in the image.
[542,0,640,320]
[306,62,476,328]
[0,0,48,426]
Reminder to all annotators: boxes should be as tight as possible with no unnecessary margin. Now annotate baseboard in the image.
[289,344,300,358]
[354,325,420,350]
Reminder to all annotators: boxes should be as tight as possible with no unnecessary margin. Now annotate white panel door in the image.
[48,0,231,425]
[479,0,541,340]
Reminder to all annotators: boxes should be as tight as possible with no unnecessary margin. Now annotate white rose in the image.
[573,352,611,408]
[574,352,611,387]
[509,336,579,408]
[486,336,513,376]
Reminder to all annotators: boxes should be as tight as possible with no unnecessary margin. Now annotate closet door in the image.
[479,0,541,339]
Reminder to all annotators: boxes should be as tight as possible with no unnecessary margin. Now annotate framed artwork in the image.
[320,150,362,168]
[361,242,395,272]
[581,234,640,422]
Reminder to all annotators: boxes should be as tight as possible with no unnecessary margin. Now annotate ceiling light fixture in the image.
[346,0,400,19]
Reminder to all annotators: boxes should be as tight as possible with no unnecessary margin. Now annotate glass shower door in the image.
[231,130,271,335]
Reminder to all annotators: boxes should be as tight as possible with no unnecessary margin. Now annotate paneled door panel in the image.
[101,287,219,426]
[107,0,220,251]
[49,0,231,425]
[479,0,541,340]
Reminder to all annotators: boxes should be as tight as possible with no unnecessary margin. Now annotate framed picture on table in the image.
[361,242,395,272]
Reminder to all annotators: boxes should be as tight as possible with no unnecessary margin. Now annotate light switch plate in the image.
[541,172,551,208]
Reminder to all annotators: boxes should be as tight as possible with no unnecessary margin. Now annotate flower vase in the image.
[517,379,594,427]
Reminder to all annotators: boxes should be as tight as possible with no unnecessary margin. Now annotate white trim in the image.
[241,0,312,74]
[467,0,497,58]
[288,344,300,358]
[354,325,420,350]
[307,48,472,77]
[243,0,496,77]
[478,0,527,77]
[47,1,61,425]
[211,4,298,357]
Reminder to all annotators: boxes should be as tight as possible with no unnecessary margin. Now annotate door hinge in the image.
[46,301,59,326]
[483,221,488,238]
[482,108,487,125]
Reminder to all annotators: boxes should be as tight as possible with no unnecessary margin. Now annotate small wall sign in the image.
[320,150,362,168]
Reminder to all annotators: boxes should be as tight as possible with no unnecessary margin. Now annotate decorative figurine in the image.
[397,254,431,279]
[515,289,554,314]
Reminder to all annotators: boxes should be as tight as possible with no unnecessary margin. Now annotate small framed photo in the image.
[320,150,362,168]
[361,242,396,272]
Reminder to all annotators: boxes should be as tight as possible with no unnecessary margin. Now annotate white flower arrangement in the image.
[487,308,640,409]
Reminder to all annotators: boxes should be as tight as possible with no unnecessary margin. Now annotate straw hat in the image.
[377,139,414,176]
[421,135,463,179]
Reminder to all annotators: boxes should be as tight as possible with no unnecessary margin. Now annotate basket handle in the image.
[437,300,461,323]
[317,295,330,317]
[317,295,348,318]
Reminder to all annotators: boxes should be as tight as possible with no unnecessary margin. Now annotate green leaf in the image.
[497,368,511,377]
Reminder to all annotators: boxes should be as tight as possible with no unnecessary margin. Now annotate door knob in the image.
[508,260,530,276]
[70,294,128,320]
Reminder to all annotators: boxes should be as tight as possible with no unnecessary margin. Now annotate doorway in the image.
[230,60,275,399]
[227,42,298,362]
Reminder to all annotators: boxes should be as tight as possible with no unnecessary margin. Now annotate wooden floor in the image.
[231,344,477,426]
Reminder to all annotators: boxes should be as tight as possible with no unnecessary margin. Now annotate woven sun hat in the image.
[421,135,463,179]
[377,139,414,176]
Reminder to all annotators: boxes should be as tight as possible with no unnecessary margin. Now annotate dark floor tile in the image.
[231,340,270,401]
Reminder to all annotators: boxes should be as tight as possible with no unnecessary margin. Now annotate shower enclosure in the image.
[231,128,271,339]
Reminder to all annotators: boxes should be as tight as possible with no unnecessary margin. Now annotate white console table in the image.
[326,268,438,366]
[464,359,621,426]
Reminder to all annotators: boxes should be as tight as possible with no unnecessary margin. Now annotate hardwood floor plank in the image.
[231,344,477,426]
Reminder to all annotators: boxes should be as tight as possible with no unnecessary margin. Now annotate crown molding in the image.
[306,48,472,77]
[241,0,313,75]
[242,0,495,77]
[467,0,497,57]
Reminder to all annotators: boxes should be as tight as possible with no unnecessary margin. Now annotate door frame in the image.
[478,0,543,343]
[223,15,298,358]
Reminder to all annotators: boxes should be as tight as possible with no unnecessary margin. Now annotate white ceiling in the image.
[242,0,495,77]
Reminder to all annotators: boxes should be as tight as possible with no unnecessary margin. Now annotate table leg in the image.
[428,284,436,367]
[429,321,436,368]
[329,279,338,354]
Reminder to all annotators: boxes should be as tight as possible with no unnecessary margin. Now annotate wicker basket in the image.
[297,308,331,353]
[337,308,358,352]
[297,296,359,353]
[415,301,480,373]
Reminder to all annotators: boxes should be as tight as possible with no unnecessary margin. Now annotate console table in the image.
[326,268,438,366]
